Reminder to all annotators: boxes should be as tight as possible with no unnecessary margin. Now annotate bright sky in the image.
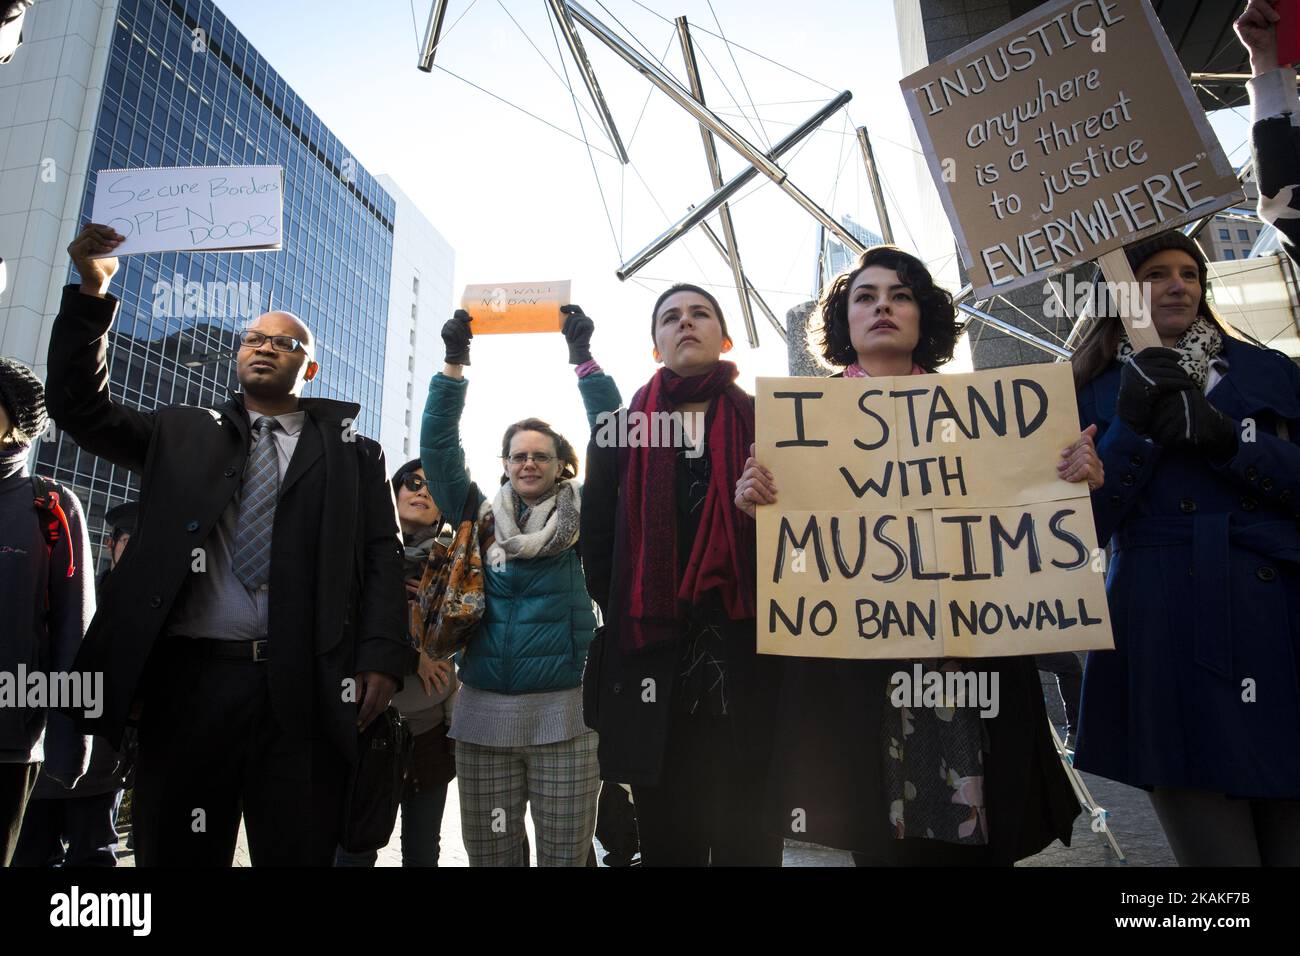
[210,0,1258,485]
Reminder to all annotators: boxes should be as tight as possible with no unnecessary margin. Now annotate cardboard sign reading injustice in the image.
[460,280,571,334]
[91,165,283,256]
[900,0,1242,299]
[755,364,1113,660]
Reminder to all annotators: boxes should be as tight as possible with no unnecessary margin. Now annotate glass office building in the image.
[34,0,396,547]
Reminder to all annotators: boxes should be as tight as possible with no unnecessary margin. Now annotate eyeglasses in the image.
[504,453,555,466]
[240,330,308,353]
[400,473,429,493]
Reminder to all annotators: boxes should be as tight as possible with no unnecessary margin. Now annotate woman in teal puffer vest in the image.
[420,305,620,867]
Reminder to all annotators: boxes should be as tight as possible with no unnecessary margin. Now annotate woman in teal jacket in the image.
[420,305,620,867]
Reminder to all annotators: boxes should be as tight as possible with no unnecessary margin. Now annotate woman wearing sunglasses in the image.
[420,306,620,867]
[335,461,458,867]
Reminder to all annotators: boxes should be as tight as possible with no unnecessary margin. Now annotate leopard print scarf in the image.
[1116,315,1223,389]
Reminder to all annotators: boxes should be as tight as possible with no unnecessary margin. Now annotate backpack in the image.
[31,476,75,601]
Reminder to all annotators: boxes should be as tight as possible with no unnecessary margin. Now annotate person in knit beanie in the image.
[0,355,93,866]
[0,356,48,447]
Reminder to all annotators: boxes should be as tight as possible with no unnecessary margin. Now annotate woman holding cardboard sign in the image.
[737,246,1085,865]
[419,305,620,867]
[580,284,785,866]
[1072,228,1300,866]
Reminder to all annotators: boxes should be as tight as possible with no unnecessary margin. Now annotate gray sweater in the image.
[0,451,93,786]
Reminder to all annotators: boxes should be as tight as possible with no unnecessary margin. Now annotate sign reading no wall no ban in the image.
[900,0,1242,300]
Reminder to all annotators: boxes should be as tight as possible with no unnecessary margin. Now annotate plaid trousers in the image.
[455,730,600,867]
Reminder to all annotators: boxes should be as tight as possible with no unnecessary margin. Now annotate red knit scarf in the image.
[620,361,755,653]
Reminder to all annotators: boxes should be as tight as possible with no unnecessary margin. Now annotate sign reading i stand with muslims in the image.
[900,0,1242,300]
[754,365,1114,660]
[90,165,284,257]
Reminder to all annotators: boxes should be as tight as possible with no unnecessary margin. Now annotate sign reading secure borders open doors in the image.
[900,0,1242,301]
[754,365,1113,660]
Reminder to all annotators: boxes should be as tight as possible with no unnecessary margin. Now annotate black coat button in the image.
[1256,566,1276,582]
[1110,494,1122,505]
[1281,489,1293,503]
[1261,477,1274,491]
[224,467,237,478]
[149,595,162,608]
[1179,498,1197,513]
[1246,466,1258,481]
[612,682,623,695]
[1121,474,1135,486]
[1129,455,1143,467]
[186,520,200,532]
[1241,497,1257,512]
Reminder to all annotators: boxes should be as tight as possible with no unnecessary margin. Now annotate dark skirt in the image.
[768,655,1079,866]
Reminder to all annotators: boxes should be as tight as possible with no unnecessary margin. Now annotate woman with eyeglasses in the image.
[335,460,458,867]
[420,306,620,867]
[580,283,784,866]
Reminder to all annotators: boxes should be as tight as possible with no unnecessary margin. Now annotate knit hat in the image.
[1123,230,1212,326]
[391,457,425,498]
[0,356,47,446]
[1124,230,1209,290]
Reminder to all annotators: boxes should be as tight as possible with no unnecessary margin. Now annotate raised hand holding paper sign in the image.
[460,280,572,334]
[90,165,283,256]
[755,364,1113,660]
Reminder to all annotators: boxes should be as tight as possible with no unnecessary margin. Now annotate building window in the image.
[404,409,411,426]
[408,356,414,371]
[412,276,419,294]
[409,329,416,345]
[1224,249,1236,260]
[404,438,410,455]
[411,303,417,320]
[1219,228,1229,241]
[406,383,413,398]
[1238,229,1250,241]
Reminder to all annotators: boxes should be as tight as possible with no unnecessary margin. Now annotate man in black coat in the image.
[44,223,414,866]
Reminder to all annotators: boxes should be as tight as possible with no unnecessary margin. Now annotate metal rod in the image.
[546,0,629,164]
[814,222,827,300]
[855,126,894,244]
[696,214,786,341]
[416,0,450,72]
[957,300,1073,359]
[563,0,863,253]
[677,16,756,346]
[616,90,851,280]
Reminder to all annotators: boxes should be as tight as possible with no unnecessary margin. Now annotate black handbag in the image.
[339,706,413,854]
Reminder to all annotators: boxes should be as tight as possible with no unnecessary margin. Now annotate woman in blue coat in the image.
[420,306,620,867]
[1072,230,1300,866]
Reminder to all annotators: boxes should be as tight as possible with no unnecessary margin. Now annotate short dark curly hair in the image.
[808,245,962,372]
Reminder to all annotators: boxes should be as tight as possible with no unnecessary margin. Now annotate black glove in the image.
[1116,347,1195,435]
[561,304,594,365]
[1148,389,1238,460]
[441,309,473,366]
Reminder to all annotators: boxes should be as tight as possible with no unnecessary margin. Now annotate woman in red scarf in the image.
[580,284,783,866]
[737,246,1091,865]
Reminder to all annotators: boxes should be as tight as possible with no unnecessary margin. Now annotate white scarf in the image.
[484,480,581,567]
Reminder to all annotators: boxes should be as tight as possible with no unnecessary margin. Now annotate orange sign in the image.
[459,280,571,334]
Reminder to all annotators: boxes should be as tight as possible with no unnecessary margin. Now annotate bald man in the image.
[44,223,414,866]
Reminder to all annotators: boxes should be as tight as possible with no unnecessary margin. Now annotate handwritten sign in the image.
[755,364,1113,660]
[460,280,571,334]
[91,165,283,256]
[900,0,1242,299]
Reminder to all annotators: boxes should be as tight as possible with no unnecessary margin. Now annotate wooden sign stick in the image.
[1096,249,1162,352]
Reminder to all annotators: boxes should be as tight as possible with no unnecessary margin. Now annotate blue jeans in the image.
[335,782,450,867]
